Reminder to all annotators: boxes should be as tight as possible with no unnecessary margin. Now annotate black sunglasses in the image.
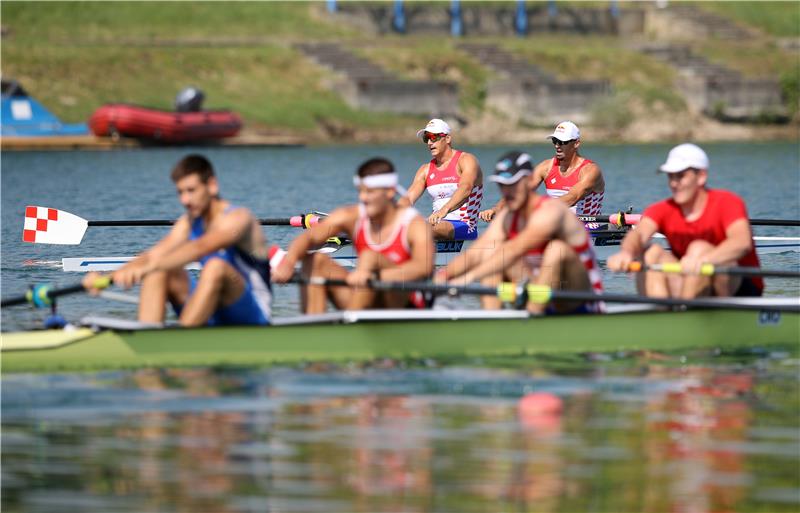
[551,138,575,146]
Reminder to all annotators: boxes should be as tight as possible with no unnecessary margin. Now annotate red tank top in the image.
[354,205,417,264]
[544,157,604,216]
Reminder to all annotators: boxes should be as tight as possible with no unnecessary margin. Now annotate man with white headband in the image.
[607,143,762,298]
[436,151,604,314]
[272,157,435,312]
[399,118,484,240]
[479,121,605,223]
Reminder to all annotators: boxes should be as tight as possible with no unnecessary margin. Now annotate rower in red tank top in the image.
[354,204,416,264]
[438,151,605,315]
[400,118,484,241]
[479,121,605,224]
[272,157,435,313]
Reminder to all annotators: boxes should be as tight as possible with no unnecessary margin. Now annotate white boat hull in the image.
[60,234,799,272]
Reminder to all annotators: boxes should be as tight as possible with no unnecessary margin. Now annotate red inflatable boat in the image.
[89,104,242,143]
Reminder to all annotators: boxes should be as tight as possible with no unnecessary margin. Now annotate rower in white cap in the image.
[479,121,605,223]
[607,143,763,299]
[398,118,484,240]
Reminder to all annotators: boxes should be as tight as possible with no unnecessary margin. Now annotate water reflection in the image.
[2,352,799,513]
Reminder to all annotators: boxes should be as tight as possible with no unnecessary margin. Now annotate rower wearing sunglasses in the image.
[271,157,435,313]
[398,118,484,240]
[479,121,605,223]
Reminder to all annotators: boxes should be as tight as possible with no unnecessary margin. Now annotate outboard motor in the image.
[174,87,205,112]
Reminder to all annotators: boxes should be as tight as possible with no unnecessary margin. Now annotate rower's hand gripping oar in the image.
[21,206,327,245]
[626,262,800,279]
[1,276,112,308]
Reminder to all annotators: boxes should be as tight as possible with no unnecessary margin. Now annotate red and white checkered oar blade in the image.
[22,206,89,245]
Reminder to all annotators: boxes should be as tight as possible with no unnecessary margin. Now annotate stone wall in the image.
[678,74,787,121]
[487,80,610,125]
[337,79,459,117]
[295,42,458,117]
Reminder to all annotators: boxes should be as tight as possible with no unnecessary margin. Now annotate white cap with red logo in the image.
[416,118,452,140]
[546,121,580,142]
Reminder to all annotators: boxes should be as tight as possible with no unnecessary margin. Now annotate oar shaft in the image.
[87,218,301,227]
[575,215,798,227]
[1,283,85,308]
[750,219,800,227]
[1,277,112,308]
[298,277,799,312]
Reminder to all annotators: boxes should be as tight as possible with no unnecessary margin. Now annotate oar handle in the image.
[1,277,111,308]
[627,262,800,279]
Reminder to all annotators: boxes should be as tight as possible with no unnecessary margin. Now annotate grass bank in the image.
[1,1,797,142]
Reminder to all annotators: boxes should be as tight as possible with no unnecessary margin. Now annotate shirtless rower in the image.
[607,143,763,299]
[83,154,272,326]
[398,118,483,240]
[479,121,605,223]
[437,151,604,314]
[271,157,435,313]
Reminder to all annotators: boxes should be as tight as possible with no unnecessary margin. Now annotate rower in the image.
[607,143,763,298]
[271,157,435,313]
[398,118,484,240]
[479,121,605,224]
[83,154,272,327]
[437,151,604,314]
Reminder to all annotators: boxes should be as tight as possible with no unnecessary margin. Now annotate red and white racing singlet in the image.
[425,150,483,231]
[354,205,418,264]
[507,197,604,312]
[544,158,603,216]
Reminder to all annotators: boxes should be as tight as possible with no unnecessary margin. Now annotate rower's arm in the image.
[398,165,428,208]
[461,205,559,284]
[529,160,549,191]
[434,153,480,215]
[99,217,190,290]
[606,216,659,272]
[700,218,754,265]
[152,209,251,272]
[441,209,509,280]
[269,206,356,284]
[556,162,603,207]
[380,217,435,282]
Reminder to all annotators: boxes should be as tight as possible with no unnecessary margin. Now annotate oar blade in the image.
[23,206,88,245]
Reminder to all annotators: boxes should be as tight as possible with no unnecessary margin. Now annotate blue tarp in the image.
[1,81,88,137]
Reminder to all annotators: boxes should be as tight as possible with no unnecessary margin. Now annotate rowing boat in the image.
[60,233,800,272]
[3,299,798,373]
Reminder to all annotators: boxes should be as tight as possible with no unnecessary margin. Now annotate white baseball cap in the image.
[658,143,709,173]
[546,121,580,142]
[416,118,452,139]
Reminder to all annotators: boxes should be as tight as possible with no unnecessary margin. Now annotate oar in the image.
[1,276,112,308]
[22,206,324,245]
[627,262,800,279]
[301,277,800,312]
[575,213,800,227]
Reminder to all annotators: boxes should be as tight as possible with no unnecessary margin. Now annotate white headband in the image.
[353,173,399,189]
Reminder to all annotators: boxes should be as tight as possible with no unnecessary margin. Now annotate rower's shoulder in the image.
[534,158,553,172]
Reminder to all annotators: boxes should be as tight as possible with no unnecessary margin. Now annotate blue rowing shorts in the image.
[446,220,478,240]
[173,275,271,326]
